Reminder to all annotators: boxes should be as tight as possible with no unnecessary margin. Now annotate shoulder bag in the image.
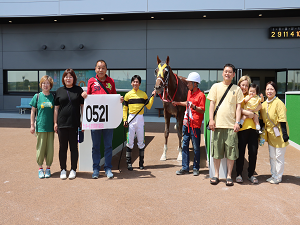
[206,83,233,130]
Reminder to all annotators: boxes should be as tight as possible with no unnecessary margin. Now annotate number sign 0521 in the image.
[82,94,122,130]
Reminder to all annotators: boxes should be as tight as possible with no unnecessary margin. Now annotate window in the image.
[5,69,146,94]
[287,70,300,91]
[176,69,224,91]
[39,70,61,91]
[110,70,146,91]
[7,71,38,92]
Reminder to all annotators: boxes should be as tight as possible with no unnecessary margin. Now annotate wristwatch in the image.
[236,121,242,128]
[193,105,196,110]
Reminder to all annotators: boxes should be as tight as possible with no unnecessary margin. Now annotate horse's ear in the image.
[157,55,161,64]
[166,56,170,65]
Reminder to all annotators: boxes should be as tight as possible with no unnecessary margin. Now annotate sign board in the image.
[82,94,122,130]
[269,26,300,39]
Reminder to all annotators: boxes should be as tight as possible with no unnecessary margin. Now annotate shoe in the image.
[210,177,219,185]
[266,177,274,182]
[127,163,133,171]
[105,169,114,179]
[92,170,99,179]
[236,175,243,183]
[248,176,258,184]
[270,178,280,184]
[60,169,67,180]
[176,169,189,175]
[226,178,234,186]
[44,169,51,178]
[193,169,199,176]
[38,169,44,179]
[69,170,76,179]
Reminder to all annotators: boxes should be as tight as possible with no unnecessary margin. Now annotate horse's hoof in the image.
[160,155,167,161]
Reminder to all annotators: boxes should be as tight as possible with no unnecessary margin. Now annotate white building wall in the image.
[0,0,299,17]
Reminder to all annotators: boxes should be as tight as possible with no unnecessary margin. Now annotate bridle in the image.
[155,62,178,102]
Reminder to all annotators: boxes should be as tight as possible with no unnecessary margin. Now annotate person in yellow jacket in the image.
[123,75,156,170]
[260,81,289,184]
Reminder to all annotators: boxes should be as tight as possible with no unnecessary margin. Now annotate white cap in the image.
[186,72,200,83]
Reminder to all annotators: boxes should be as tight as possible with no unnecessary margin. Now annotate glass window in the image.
[110,70,146,91]
[39,70,61,91]
[177,69,223,91]
[287,70,300,91]
[7,71,38,92]
[276,71,287,95]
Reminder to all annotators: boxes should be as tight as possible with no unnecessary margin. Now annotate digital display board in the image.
[269,27,300,39]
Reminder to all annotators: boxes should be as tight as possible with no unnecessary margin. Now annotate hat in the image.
[186,72,201,83]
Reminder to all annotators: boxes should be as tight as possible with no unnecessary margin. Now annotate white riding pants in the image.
[268,144,286,181]
[126,114,145,149]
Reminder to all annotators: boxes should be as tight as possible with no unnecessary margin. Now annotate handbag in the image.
[34,93,39,136]
[66,89,84,142]
[206,83,233,130]
[78,127,84,143]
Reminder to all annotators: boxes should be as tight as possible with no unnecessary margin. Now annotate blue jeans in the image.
[181,125,201,171]
[91,129,113,171]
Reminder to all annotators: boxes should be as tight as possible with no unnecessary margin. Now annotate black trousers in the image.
[236,129,259,178]
[58,127,78,171]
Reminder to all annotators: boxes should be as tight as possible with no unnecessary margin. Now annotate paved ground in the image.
[1,118,300,224]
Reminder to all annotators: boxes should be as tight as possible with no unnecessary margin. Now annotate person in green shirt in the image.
[30,75,55,179]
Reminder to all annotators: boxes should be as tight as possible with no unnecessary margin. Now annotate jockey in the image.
[123,75,156,170]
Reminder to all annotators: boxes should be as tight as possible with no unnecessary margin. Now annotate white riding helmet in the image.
[186,72,201,83]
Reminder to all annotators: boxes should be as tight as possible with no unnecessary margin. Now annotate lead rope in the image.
[118,93,155,172]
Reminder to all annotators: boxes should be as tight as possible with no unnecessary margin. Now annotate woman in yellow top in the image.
[236,76,262,184]
[260,81,289,184]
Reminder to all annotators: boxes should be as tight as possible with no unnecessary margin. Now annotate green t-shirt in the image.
[30,92,54,132]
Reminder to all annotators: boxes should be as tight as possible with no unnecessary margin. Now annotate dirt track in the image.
[1,119,300,224]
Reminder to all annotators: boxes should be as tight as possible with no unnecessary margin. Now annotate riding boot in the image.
[139,148,145,170]
[126,147,133,171]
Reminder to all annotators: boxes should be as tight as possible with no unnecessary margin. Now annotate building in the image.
[1,0,300,113]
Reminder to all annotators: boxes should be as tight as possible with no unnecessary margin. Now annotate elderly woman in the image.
[54,69,84,180]
[236,75,261,184]
[30,75,55,178]
[260,81,289,184]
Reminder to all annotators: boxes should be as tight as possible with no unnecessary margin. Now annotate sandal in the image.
[236,175,243,183]
[210,177,219,185]
[248,176,258,184]
[226,178,234,186]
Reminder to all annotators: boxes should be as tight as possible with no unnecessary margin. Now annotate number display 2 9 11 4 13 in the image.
[269,27,300,39]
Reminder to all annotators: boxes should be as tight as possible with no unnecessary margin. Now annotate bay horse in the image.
[154,56,188,161]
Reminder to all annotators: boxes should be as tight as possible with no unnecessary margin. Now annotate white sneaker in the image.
[60,169,67,180]
[266,177,274,182]
[68,169,76,179]
[270,178,280,184]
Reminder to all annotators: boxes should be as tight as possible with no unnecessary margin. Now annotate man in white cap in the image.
[172,72,206,176]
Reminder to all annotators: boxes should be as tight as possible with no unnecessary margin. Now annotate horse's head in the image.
[154,55,170,95]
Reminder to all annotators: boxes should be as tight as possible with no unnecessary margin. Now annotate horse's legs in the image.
[160,112,171,161]
[176,111,184,161]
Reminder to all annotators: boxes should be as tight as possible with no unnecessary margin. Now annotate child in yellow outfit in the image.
[240,83,262,134]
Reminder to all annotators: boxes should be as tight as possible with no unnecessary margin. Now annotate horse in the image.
[154,56,188,161]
